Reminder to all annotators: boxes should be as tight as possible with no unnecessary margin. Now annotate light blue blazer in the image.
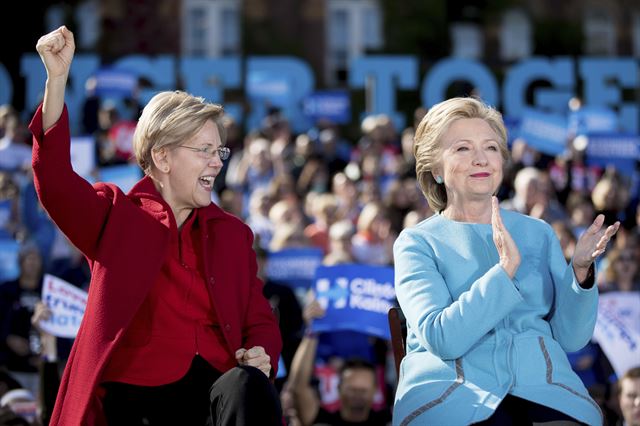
[392,209,602,426]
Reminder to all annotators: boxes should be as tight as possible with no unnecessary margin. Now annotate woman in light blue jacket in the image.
[393,97,620,425]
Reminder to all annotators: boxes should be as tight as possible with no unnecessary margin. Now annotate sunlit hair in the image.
[133,90,226,175]
[357,202,385,233]
[413,97,509,212]
[617,366,640,394]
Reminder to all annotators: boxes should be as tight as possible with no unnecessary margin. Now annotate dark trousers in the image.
[103,355,282,426]
[473,394,585,425]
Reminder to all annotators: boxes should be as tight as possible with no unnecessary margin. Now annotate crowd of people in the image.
[0,26,639,426]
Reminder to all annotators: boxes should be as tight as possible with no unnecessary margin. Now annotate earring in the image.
[435,175,443,184]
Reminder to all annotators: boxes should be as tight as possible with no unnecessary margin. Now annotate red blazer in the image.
[29,105,282,426]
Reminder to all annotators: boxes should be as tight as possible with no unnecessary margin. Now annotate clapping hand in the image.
[572,214,620,283]
[492,196,521,279]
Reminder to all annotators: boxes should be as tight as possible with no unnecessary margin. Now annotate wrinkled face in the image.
[619,377,640,426]
[339,369,377,421]
[163,120,223,214]
[436,118,504,207]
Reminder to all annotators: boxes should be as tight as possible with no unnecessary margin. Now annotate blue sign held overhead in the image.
[518,108,568,156]
[265,247,324,289]
[246,71,291,106]
[311,264,395,340]
[585,133,640,177]
[303,90,351,124]
[503,116,521,147]
[569,106,619,137]
[93,68,138,98]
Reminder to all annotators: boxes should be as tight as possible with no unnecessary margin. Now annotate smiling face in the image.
[156,120,223,225]
[435,118,504,209]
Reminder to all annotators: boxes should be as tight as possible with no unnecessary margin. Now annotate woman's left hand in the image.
[573,214,620,282]
[236,346,271,377]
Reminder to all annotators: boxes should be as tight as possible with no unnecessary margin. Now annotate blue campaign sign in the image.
[518,108,568,156]
[0,238,20,282]
[503,116,521,148]
[303,90,351,124]
[311,264,395,340]
[585,133,640,176]
[246,70,291,106]
[265,247,324,289]
[99,164,143,194]
[569,106,618,136]
[93,68,138,98]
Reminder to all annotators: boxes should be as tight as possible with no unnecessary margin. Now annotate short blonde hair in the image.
[414,97,509,212]
[133,90,226,174]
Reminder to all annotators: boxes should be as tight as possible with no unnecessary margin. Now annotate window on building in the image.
[183,0,240,57]
[221,7,240,56]
[326,0,382,85]
[362,5,382,48]
[583,5,616,55]
[328,8,349,83]
[450,22,483,59]
[189,7,208,56]
[633,11,640,57]
[499,8,532,62]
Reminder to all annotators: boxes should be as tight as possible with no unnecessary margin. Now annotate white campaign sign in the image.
[40,274,88,338]
[592,292,640,379]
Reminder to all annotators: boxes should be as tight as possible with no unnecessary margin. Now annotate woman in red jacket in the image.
[32,26,283,425]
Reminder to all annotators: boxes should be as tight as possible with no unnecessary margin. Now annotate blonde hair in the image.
[414,97,509,212]
[357,202,384,233]
[133,90,226,174]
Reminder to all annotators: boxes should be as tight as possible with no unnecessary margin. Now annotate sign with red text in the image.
[40,274,88,338]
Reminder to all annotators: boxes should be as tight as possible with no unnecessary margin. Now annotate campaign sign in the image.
[99,163,143,194]
[108,120,137,160]
[93,68,138,98]
[568,106,618,136]
[518,108,568,156]
[70,136,96,181]
[311,264,395,340]
[246,70,291,106]
[0,238,19,281]
[503,116,521,147]
[303,90,351,124]
[40,274,88,338]
[592,291,640,379]
[585,133,640,177]
[265,247,324,289]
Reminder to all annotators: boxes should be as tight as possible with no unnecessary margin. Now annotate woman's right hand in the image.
[492,196,521,279]
[36,25,75,79]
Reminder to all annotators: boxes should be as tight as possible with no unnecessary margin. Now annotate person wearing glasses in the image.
[30,26,282,425]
